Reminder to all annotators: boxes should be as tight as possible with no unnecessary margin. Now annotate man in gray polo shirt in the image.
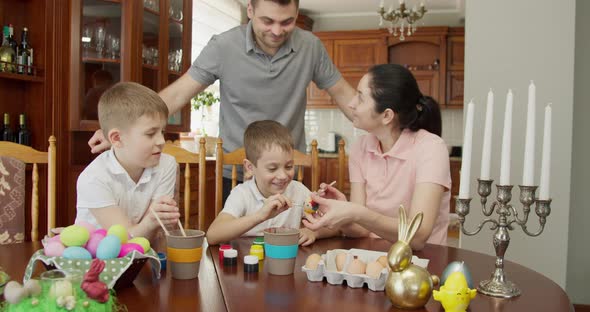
[89,0,356,202]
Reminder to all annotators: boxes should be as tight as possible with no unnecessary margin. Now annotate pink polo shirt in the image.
[349,129,451,245]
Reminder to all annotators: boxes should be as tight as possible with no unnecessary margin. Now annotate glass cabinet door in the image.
[166,0,184,126]
[141,0,160,90]
[80,0,122,121]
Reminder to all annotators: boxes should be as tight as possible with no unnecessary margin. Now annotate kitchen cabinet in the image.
[446,28,464,108]
[69,0,192,133]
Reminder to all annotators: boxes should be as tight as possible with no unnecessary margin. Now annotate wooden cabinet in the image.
[306,39,334,108]
[69,0,192,132]
[446,28,464,108]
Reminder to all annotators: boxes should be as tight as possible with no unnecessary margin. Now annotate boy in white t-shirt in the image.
[76,82,180,243]
[206,120,336,246]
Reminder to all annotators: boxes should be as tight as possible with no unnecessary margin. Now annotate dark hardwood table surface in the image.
[0,241,227,312]
[211,237,573,312]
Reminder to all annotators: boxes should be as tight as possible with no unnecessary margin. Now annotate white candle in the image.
[380,0,385,8]
[523,81,536,186]
[500,90,513,185]
[539,104,552,200]
[459,100,475,198]
[480,89,494,180]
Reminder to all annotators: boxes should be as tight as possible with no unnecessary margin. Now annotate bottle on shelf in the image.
[8,24,18,52]
[17,27,33,75]
[0,26,16,73]
[1,113,14,142]
[17,114,31,146]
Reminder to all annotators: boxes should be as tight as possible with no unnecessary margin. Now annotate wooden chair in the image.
[337,139,347,192]
[214,139,319,216]
[162,138,207,230]
[0,136,56,241]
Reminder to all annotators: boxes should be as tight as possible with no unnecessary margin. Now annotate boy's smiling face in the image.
[112,113,167,174]
[245,143,295,198]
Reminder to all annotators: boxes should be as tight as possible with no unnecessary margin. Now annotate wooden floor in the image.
[575,304,590,312]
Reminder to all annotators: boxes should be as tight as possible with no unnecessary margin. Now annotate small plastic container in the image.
[158,252,167,270]
[243,255,259,273]
[219,244,232,262]
[223,249,237,266]
[250,244,264,260]
[253,237,264,246]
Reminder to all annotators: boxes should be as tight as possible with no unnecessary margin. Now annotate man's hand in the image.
[88,129,112,154]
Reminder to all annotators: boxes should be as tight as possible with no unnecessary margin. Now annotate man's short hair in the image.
[244,120,294,165]
[98,82,169,137]
[251,0,299,9]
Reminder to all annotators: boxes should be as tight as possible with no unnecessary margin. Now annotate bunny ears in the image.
[397,205,424,244]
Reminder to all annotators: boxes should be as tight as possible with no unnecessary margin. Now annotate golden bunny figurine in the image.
[385,206,439,309]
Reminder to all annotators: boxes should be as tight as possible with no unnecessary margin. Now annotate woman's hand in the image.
[317,182,347,201]
[302,193,363,231]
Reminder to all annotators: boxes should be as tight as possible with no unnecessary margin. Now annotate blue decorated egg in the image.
[96,235,122,260]
[441,261,474,289]
[62,246,92,260]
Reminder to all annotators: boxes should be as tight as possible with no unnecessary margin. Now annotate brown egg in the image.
[365,261,384,278]
[335,252,347,271]
[347,257,367,275]
[377,255,388,268]
[305,253,322,270]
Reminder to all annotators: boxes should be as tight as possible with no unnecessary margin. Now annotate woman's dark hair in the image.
[368,64,442,137]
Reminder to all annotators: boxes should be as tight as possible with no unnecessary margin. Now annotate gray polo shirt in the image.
[189,21,341,158]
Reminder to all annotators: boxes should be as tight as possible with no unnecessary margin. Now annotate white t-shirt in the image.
[221,179,311,236]
[75,149,178,229]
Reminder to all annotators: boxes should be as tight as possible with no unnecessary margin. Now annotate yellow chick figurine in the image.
[433,271,477,312]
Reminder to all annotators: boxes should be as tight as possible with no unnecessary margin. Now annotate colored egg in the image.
[119,243,144,257]
[62,246,92,260]
[75,220,96,234]
[44,241,65,257]
[60,225,90,247]
[94,229,107,237]
[96,235,122,260]
[347,258,366,275]
[335,252,347,271]
[377,255,388,268]
[441,261,474,289]
[86,232,106,258]
[107,224,128,244]
[48,234,61,243]
[128,237,150,253]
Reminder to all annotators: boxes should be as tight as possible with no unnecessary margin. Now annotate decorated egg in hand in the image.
[63,246,92,260]
[119,243,144,257]
[44,241,65,257]
[441,261,474,289]
[96,235,122,260]
[86,231,106,258]
[128,237,150,253]
[60,225,90,247]
[107,224,128,244]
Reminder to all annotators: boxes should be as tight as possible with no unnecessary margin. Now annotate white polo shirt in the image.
[221,179,310,236]
[76,149,178,229]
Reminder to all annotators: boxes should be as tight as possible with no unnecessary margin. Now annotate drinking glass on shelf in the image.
[152,48,159,65]
[95,25,106,56]
[111,37,120,59]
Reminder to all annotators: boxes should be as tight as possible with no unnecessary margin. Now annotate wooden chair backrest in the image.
[337,139,347,192]
[162,138,207,230]
[0,136,56,241]
[214,139,319,216]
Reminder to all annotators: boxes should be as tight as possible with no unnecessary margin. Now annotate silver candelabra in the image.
[455,179,552,298]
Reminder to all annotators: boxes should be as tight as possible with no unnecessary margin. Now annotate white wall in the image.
[567,0,590,305]
[462,0,575,289]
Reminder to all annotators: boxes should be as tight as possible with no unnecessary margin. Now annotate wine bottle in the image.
[1,113,14,142]
[0,26,16,73]
[17,27,32,75]
[17,114,31,146]
[7,24,17,52]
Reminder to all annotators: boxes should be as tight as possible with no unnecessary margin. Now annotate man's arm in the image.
[326,77,356,121]
[159,73,210,115]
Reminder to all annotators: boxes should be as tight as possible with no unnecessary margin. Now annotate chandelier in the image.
[378,1,427,41]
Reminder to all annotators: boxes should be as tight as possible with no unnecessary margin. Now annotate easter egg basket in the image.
[23,248,161,290]
[301,248,430,292]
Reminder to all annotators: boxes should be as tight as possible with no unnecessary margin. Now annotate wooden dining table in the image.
[0,238,573,311]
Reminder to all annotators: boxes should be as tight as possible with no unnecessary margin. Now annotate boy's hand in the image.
[257,194,291,221]
[298,228,317,246]
[148,195,180,228]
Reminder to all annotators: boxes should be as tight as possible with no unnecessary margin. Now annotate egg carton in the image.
[301,248,429,292]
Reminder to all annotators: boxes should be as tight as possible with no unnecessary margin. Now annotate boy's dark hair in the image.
[368,64,442,136]
[98,82,169,137]
[244,120,294,165]
[251,0,299,9]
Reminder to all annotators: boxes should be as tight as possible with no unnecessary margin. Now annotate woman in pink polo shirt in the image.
[304,64,450,250]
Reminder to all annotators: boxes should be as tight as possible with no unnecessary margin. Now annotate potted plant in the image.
[191,91,219,156]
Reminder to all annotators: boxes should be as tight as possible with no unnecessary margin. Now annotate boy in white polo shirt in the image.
[206,120,336,246]
[76,82,180,243]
